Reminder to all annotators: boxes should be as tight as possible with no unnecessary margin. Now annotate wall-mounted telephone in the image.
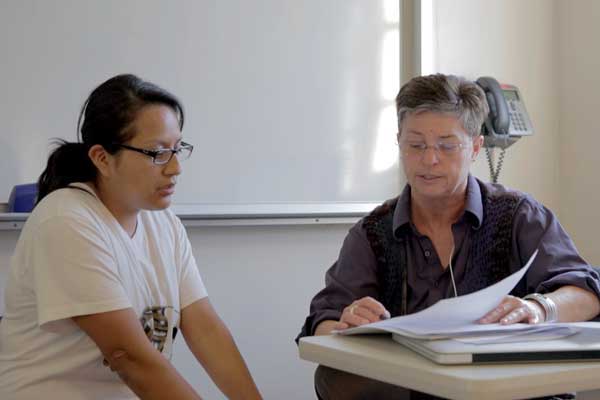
[476,77,534,182]
[476,76,534,149]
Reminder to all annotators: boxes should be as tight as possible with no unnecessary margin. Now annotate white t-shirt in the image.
[0,183,208,399]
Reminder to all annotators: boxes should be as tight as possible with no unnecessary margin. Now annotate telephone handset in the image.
[475,77,534,183]
[476,76,534,150]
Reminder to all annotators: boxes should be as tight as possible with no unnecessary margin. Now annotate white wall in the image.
[173,224,351,399]
[557,0,600,265]
[433,0,560,211]
[434,0,600,268]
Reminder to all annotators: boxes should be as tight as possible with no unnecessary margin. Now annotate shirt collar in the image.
[392,185,412,238]
[464,174,483,229]
[392,174,483,238]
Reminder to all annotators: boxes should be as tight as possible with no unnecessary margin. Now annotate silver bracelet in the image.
[523,293,558,323]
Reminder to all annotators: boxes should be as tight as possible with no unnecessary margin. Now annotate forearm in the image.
[108,349,201,400]
[546,285,600,322]
[73,309,202,400]
[188,321,261,400]
[180,298,261,399]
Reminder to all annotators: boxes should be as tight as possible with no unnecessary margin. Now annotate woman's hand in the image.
[478,295,545,325]
[333,296,391,331]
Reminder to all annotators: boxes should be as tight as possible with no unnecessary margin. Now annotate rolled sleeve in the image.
[296,223,379,342]
[512,196,600,300]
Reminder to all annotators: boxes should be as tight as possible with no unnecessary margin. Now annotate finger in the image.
[341,311,371,327]
[479,300,511,323]
[355,296,390,320]
[500,306,529,325]
[526,311,542,325]
[333,321,349,331]
[341,306,372,327]
[479,297,520,323]
[351,305,381,323]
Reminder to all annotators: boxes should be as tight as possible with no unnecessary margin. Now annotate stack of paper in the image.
[336,250,600,344]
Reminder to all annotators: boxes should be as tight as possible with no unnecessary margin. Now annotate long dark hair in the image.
[36,74,184,204]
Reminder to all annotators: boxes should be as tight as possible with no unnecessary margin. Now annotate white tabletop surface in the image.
[299,334,600,400]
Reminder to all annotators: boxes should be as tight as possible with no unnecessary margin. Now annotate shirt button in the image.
[424,250,431,257]
[433,281,439,288]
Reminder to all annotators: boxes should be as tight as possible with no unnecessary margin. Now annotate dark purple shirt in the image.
[301,175,600,336]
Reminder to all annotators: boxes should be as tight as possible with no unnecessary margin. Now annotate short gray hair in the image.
[395,74,489,137]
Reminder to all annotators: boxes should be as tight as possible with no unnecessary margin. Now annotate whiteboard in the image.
[0,0,404,216]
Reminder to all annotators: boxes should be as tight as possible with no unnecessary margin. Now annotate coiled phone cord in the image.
[485,147,506,183]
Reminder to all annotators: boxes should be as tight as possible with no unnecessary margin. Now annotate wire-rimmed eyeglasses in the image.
[399,140,469,157]
[113,142,194,165]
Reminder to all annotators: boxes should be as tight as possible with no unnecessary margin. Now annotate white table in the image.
[299,334,600,399]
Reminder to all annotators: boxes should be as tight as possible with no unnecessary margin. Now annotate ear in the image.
[88,144,113,177]
[471,135,484,161]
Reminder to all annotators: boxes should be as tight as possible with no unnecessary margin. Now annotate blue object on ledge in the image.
[8,183,38,212]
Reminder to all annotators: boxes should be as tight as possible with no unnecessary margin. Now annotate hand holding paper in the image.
[337,249,539,339]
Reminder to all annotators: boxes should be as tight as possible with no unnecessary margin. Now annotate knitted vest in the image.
[363,181,525,317]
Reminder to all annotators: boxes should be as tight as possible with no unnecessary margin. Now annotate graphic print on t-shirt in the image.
[140,306,179,359]
[101,305,179,367]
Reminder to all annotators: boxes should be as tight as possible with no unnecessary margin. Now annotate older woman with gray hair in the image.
[297,74,600,400]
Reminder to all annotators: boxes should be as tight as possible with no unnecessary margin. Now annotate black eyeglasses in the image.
[113,142,194,165]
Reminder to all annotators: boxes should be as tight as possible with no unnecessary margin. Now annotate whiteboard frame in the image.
[0,205,372,230]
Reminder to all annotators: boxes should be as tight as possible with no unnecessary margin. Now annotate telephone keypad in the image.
[508,99,529,132]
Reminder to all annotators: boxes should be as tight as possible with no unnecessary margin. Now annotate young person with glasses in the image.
[297,74,600,400]
[0,74,262,400]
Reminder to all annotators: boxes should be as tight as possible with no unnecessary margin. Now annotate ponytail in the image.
[36,140,97,204]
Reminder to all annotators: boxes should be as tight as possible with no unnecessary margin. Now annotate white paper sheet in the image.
[338,249,539,338]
